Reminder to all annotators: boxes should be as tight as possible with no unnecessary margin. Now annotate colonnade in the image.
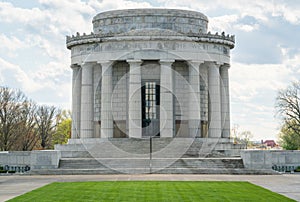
[71,60,230,139]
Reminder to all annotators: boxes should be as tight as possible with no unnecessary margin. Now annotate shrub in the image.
[295,166,300,172]
[8,170,16,173]
[0,170,7,173]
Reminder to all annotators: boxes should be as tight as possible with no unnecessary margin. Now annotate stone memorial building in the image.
[2,9,298,175]
[66,8,235,140]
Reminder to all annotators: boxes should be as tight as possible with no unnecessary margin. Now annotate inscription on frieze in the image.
[71,41,229,56]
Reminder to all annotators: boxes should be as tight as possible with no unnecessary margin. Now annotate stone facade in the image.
[66,9,235,139]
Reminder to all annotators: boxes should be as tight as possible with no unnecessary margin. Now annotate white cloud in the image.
[235,24,259,32]
[230,62,291,102]
[0,57,42,92]
[271,2,300,24]
[0,34,27,51]
[88,0,153,11]
[0,2,49,24]
[208,15,239,33]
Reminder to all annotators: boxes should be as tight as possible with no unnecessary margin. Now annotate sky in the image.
[0,0,300,141]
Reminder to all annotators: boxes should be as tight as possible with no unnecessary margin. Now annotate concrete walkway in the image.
[1,174,300,201]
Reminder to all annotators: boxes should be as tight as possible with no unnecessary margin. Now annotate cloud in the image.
[88,0,153,12]
[0,2,49,24]
[0,57,41,92]
[230,62,291,102]
[271,2,300,24]
[0,34,27,51]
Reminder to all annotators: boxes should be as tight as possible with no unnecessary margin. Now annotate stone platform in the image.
[28,138,276,175]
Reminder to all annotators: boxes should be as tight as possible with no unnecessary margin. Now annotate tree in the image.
[52,110,71,146]
[279,120,300,150]
[231,124,239,143]
[276,82,300,150]
[0,87,27,151]
[34,105,59,149]
[238,131,253,149]
[14,101,39,151]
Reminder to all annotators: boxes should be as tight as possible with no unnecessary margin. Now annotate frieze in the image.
[71,41,230,57]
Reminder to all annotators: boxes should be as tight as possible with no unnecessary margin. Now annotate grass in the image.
[8,181,295,202]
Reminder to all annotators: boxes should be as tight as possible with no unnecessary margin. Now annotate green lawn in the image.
[8,181,294,202]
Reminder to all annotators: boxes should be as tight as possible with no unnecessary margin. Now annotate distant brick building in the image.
[263,140,277,148]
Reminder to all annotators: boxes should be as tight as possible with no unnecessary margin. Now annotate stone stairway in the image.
[29,138,276,175]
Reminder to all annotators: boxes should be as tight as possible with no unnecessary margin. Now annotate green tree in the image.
[279,120,300,150]
[51,110,71,147]
[276,82,300,150]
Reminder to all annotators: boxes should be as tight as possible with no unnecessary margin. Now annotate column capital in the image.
[188,60,204,67]
[159,59,175,65]
[81,62,96,68]
[221,63,230,69]
[71,64,80,69]
[127,59,143,68]
[97,60,113,68]
[206,61,221,68]
[127,59,142,63]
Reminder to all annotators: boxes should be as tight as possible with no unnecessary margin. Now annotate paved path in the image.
[1,174,299,201]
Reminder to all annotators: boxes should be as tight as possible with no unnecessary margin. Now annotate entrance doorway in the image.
[141,81,160,137]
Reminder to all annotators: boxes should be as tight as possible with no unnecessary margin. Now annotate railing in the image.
[66,31,235,49]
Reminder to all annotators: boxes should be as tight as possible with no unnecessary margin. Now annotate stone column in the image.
[220,64,230,138]
[127,60,143,138]
[101,61,113,138]
[80,62,94,138]
[160,60,175,137]
[200,64,208,137]
[208,62,221,138]
[71,64,81,139]
[188,61,202,138]
[93,64,102,138]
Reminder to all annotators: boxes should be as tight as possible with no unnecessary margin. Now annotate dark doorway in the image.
[141,81,160,137]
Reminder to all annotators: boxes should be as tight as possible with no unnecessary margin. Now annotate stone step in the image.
[59,158,244,169]
[29,168,278,175]
[56,138,245,159]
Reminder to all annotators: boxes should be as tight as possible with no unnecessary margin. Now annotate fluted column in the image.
[71,65,81,139]
[188,61,202,138]
[127,60,142,138]
[100,61,113,138]
[208,62,221,138]
[80,62,94,138]
[220,64,230,138]
[160,60,174,137]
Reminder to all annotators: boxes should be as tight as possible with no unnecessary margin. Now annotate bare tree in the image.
[34,105,59,149]
[14,101,39,151]
[0,87,27,151]
[276,82,300,135]
[238,131,253,149]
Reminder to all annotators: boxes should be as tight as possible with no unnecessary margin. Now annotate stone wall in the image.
[0,151,31,166]
[92,9,208,35]
[241,150,300,169]
[0,151,61,170]
[1,149,300,173]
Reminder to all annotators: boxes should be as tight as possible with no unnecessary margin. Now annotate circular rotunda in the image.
[66,8,235,140]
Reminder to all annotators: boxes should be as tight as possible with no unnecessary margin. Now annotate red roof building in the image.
[263,140,277,148]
